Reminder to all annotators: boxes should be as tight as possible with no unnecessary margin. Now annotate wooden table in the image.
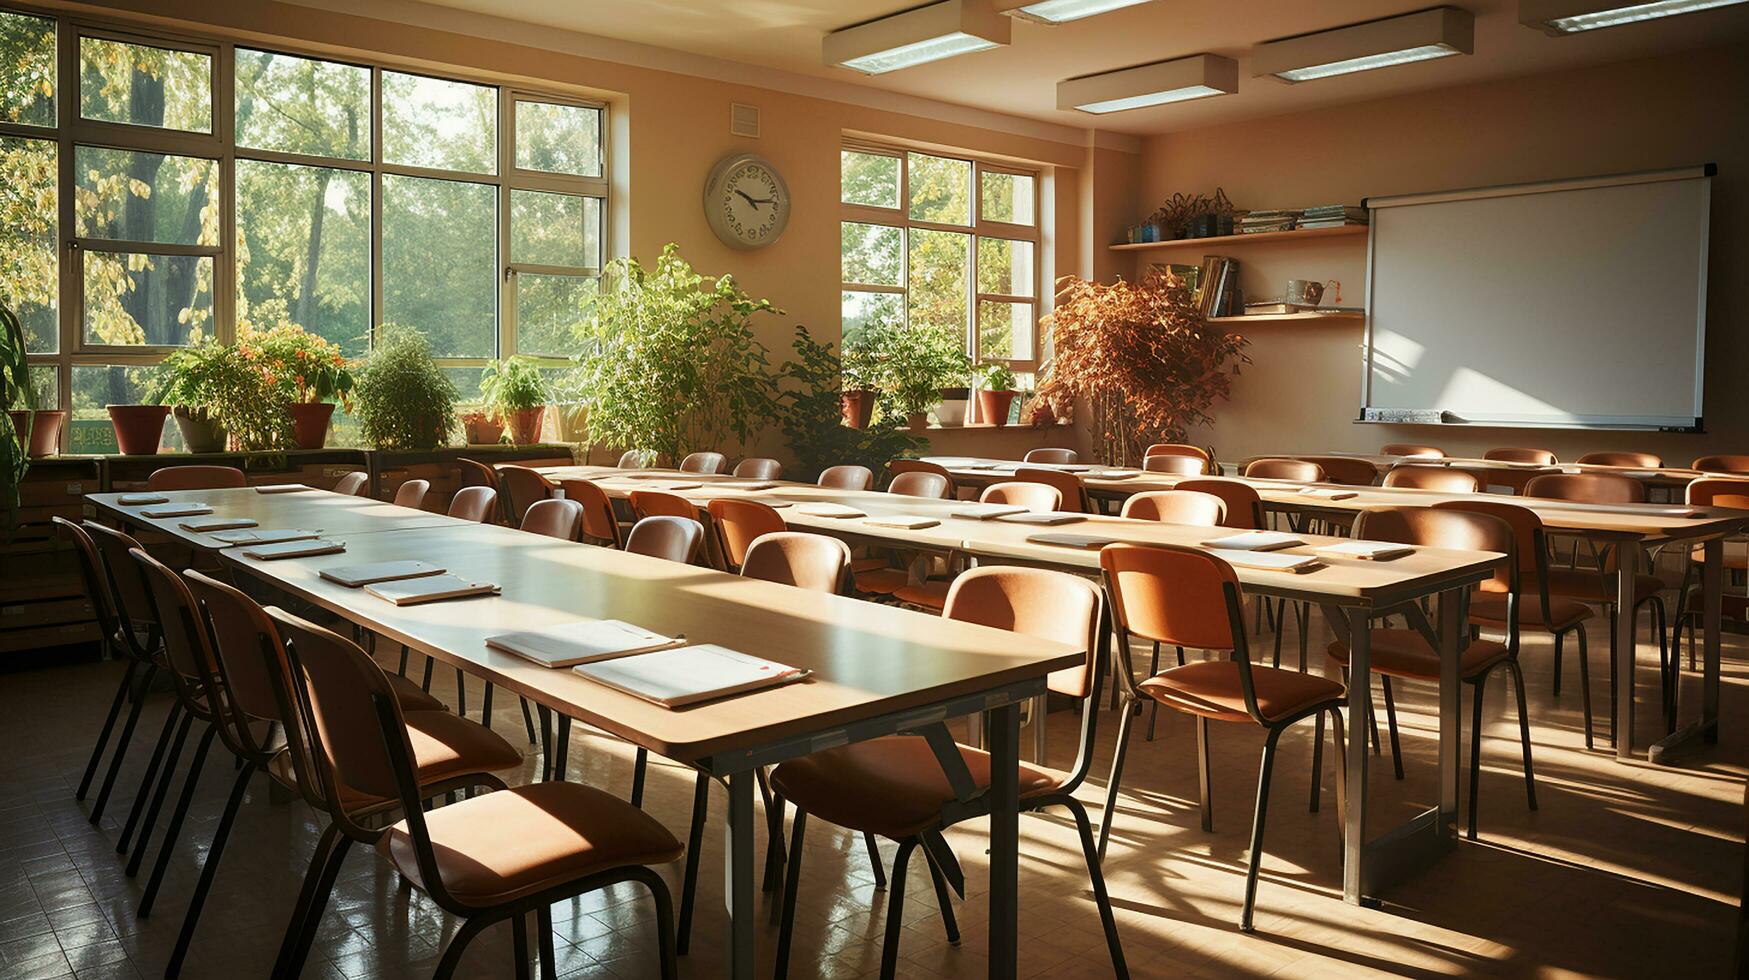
[149,501,1078,979]
[85,486,470,552]
[1246,451,1708,493]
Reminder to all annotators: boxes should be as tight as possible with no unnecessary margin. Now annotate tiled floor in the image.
[0,594,1742,978]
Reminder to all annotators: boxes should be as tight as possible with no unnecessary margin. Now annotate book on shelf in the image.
[1297,218,1367,229]
[485,619,684,669]
[572,644,809,708]
[1301,204,1368,219]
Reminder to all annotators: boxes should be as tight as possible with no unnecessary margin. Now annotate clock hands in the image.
[734,188,779,210]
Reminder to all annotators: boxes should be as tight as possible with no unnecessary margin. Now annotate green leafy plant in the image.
[775,325,923,482]
[574,244,777,460]
[250,324,355,407]
[978,362,1018,392]
[839,326,883,392]
[480,356,550,419]
[877,324,972,416]
[152,339,296,451]
[0,306,32,524]
[353,326,456,450]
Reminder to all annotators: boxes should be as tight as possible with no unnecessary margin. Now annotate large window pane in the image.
[71,363,168,453]
[840,222,902,287]
[0,11,55,127]
[514,100,601,178]
[74,146,220,246]
[0,136,57,353]
[515,274,596,357]
[841,150,899,209]
[980,170,1035,226]
[444,365,485,406]
[383,71,496,174]
[977,238,1035,297]
[236,160,372,355]
[842,290,904,338]
[907,229,969,336]
[82,251,214,346]
[235,49,370,161]
[383,174,496,358]
[510,190,599,269]
[908,154,971,225]
[27,365,56,412]
[978,300,1033,362]
[79,37,211,133]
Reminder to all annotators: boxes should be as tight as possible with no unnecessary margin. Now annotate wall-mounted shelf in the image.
[1208,311,1364,325]
[1110,224,1368,252]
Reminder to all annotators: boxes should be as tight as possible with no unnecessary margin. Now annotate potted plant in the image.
[1,308,61,458]
[480,356,550,445]
[253,326,355,450]
[878,326,971,430]
[155,339,297,453]
[839,327,881,429]
[459,408,504,445]
[1,306,32,520]
[353,326,457,450]
[975,362,1019,427]
[775,326,923,481]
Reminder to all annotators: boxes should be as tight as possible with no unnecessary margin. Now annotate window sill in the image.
[906,420,1074,432]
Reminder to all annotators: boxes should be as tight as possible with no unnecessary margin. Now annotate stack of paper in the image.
[319,560,446,587]
[862,515,940,530]
[1026,532,1119,549]
[364,574,499,606]
[142,504,213,519]
[1205,548,1323,573]
[573,644,808,708]
[486,620,683,668]
[181,517,259,532]
[1201,530,1304,551]
[211,528,321,546]
[241,538,346,560]
[255,484,311,494]
[995,511,1085,526]
[1312,541,1413,561]
[118,493,168,506]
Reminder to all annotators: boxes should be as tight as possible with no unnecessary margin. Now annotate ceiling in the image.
[370,0,1749,134]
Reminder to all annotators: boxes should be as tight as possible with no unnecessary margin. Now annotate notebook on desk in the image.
[486,620,684,668]
[255,484,311,494]
[1026,532,1120,549]
[1297,487,1358,501]
[210,528,321,546]
[994,511,1084,526]
[118,493,168,506]
[141,504,213,519]
[240,538,346,560]
[1201,530,1304,551]
[1312,541,1413,561]
[181,517,259,532]
[364,574,499,606]
[1205,548,1323,573]
[862,514,940,530]
[796,503,865,518]
[949,503,1027,520]
[572,644,808,708]
[319,560,446,588]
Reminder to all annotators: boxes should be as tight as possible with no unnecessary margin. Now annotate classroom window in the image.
[234,49,371,160]
[78,36,213,133]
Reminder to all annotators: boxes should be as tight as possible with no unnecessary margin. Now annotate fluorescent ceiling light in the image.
[1253,7,1474,83]
[1057,54,1238,113]
[995,0,1155,24]
[825,0,1011,75]
[1520,0,1748,34]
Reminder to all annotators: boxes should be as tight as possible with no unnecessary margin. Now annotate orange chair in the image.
[331,471,369,496]
[979,480,1061,512]
[1326,508,1536,837]
[630,489,698,521]
[771,567,1125,976]
[497,464,558,524]
[1694,455,1749,475]
[56,518,137,821]
[1382,444,1445,458]
[446,486,498,524]
[818,464,873,491]
[1097,543,1346,931]
[1143,454,1204,475]
[1023,447,1078,464]
[618,449,654,468]
[742,531,852,595]
[1243,458,1326,483]
[392,479,430,510]
[706,497,787,571]
[887,459,956,496]
[1486,447,1558,465]
[1525,472,1644,505]
[1672,478,1749,676]
[1177,478,1265,529]
[1383,466,1479,492]
[147,465,246,491]
[1144,443,1212,470]
[624,515,705,564]
[1299,456,1379,487]
[519,498,582,540]
[888,470,951,499]
[456,457,504,521]
[679,451,726,474]
[1577,451,1663,468]
[1015,465,1089,512]
[853,473,951,595]
[733,457,783,480]
[1120,490,1226,526]
[560,478,624,548]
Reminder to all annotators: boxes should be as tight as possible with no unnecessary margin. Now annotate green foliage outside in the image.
[353,327,456,450]
[775,326,921,483]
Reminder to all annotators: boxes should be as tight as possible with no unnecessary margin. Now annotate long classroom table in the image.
[1243,451,1709,493]
[87,486,1079,980]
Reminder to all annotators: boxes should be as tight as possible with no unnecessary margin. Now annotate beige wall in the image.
[1134,44,1748,466]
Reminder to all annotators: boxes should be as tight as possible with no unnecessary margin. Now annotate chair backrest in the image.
[630,489,697,521]
[1355,507,1516,598]
[1298,456,1379,487]
[733,457,783,480]
[980,481,1061,512]
[1243,458,1325,483]
[559,478,623,547]
[1693,455,1749,475]
[52,517,119,651]
[1014,466,1088,513]
[1143,443,1211,464]
[1485,447,1558,465]
[1120,489,1226,526]
[1023,448,1078,465]
[618,449,654,468]
[183,569,288,727]
[519,498,583,540]
[456,457,500,489]
[447,485,499,523]
[1381,443,1445,458]
[707,498,788,569]
[147,465,246,491]
[82,520,156,642]
[1433,499,1555,622]
[740,531,851,594]
[1688,477,1749,511]
[497,464,557,523]
[624,515,705,564]
[888,470,951,499]
[1577,451,1663,468]
[331,471,369,496]
[1175,478,1264,529]
[392,479,430,510]
[1143,454,1205,475]
[1383,466,1480,493]
[817,464,873,491]
[680,451,726,474]
[1524,472,1644,504]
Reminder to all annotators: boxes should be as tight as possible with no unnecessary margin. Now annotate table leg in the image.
[724,770,755,979]
[1614,544,1640,760]
[1342,607,1370,905]
[987,702,1020,978]
[1438,588,1461,837]
[1650,537,1725,762]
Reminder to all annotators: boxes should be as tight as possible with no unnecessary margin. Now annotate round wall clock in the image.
[704,153,791,249]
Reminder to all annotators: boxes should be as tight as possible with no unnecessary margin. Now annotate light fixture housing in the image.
[1519,0,1747,34]
[1253,7,1474,83]
[994,0,1155,24]
[825,0,1012,75]
[1057,54,1238,113]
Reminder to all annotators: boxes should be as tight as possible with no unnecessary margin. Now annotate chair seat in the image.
[381,781,683,908]
[386,671,447,712]
[1138,660,1344,724]
[1539,568,1666,605]
[1469,591,1592,632]
[892,580,950,611]
[770,735,1062,840]
[268,708,522,810]
[1327,630,1510,681]
[853,567,910,595]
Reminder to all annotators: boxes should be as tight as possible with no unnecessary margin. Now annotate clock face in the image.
[706,154,790,249]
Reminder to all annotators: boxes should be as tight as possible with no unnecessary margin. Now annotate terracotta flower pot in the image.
[7,409,64,457]
[462,413,504,445]
[977,389,1017,427]
[108,405,170,455]
[288,401,336,450]
[505,406,545,445]
[172,406,229,453]
[906,411,930,431]
[840,389,877,429]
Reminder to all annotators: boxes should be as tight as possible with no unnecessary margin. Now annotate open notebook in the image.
[486,620,684,668]
[862,514,940,530]
[1026,532,1120,549]
[573,645,808,708]
[950,503,1028,520]
[1297,487,1358,501]
[210,528,321,546]
[795,503,865,518]
[363,574,499,606]
[1312,541,1413,561]
[994,511,1084,526]
[319,560,446,588]
[1201,530,1304,552]
[1205,548,1323,573]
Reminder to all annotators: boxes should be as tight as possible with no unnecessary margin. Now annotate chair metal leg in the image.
[1468,673,1487,840]
[455,667,468,716]
[1381,677,1404,781]
[676,770,710,955]
[1311,710,1325,813]
[864,831,887,888]
[1195,715,1213,832]
[124,709,193,867]
[116,700,183,853]
[77,660,138,802]
[1328,707,1349,863]
[1272,599,1286,668]
[1239,731,1282,933]
[512,913,532,980]
[1508,661,1537,813]
[1144,642,1161,741]
[880,840,917,980]
[165,760,257,979]
[88,663,157,823]
[641,872,679,980]
[420,656,434,692]
[1097,695,1137,861]
[481,682,495,732]
[1552,630,1564,695]
[630,747,648,808]
[270,823,347,980]
[431,915,490,980]
[1576,625,1594,750]
[774,810,807,979]
[138,725,218,912]
[1063,797,1129,978]
[396,644,408,676]
[520,697,537,744]
[537,903,558,980]
[920,842,960,945]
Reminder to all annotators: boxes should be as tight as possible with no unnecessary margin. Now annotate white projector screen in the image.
[1362,167,1711,431]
